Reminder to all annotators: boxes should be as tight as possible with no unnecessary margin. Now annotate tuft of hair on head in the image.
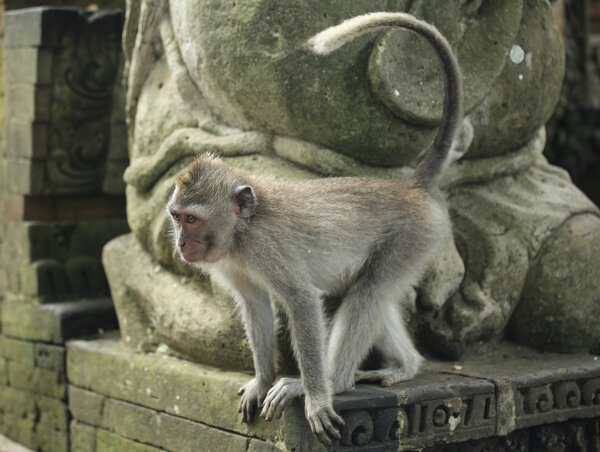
[176,152,221,189]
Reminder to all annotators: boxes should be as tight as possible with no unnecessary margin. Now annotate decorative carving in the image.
[3,8,125,196]
[339,411,373,447]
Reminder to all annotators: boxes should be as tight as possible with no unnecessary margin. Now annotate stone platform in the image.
[66,336,600,451]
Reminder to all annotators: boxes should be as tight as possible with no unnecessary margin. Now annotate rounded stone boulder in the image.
[511,213,600,354]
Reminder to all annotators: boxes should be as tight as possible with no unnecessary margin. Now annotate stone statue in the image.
[103,0,600,372]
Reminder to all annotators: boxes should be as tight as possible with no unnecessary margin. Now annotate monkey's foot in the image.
[355,367,416,387]
[260,377,304,421]
[261,377,345,446]
[237,378,272,423]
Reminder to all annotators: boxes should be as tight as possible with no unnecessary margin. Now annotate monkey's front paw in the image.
[261,377,304,421]
[305,396,345,446]
[237,378,271,423]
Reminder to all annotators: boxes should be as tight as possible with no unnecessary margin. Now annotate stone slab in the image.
[0,385,68,452]
[3,47,53,85]
[0,335,35,365]
[7,361,66,399]
[438,352,600,434]
[66,336,284,445]
[5,119,48,160]
[5,84,52,122]
[69,386,253,452]
[2,298,118,343]
[66,336,600,451]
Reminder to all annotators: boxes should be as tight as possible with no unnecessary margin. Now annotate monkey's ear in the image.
[232,185,256,218]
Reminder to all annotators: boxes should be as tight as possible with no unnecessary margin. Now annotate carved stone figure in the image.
[103,0,600,371]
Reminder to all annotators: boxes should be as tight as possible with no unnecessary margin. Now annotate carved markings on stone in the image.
[336,393,496,449]
[4,8,124,195]
[515,377,600,429]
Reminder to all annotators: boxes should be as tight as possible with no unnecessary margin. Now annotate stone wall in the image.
[0,6,126,451]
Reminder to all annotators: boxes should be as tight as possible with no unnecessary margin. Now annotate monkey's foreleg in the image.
[263,285,344,445]
[227,279,276,423]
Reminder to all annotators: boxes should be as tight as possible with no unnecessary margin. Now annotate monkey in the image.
[166,12,463,446]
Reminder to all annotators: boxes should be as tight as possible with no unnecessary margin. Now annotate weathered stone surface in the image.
[66,336,284,443]
[69,387,107,427]
[0,385,68,452]
[3,48,53,86]
[8,361,66,399]
[0,336,35,365]
[248,439,286,452]
[0,358,7,385]
[95,429,164,452]
[70,421,96,452]
[103,233,254,370]
[2,299,118,343]
[69,386,252,451]
[66,336,600,450]
[3,7,126,196]
[0,433,34,452]
[158,412,249,452]
[35,343,65,373]
[1,220,128,301]
[511,213,600,354]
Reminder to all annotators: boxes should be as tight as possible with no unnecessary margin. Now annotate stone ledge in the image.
[66,336,600,451]
[2,298,118,343]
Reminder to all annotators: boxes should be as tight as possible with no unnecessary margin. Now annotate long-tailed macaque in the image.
[167,12,463,446]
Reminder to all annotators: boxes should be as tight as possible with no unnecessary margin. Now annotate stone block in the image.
[0,413,37,450]
[0,358,7,385]
[69,387,107,427]
[68,387,251,451]
[103,399,162,447]
[35,343,65,372]
[66,336,283,443]
[95,428,164,452]
[8,360,66,399]
[3,47,53,85]
[5,119,48,160]
[0,335,35,365]
[0,385,68,451]
[4,158,45,195]
[248,439,286,452]
[5,83,52,122]
[70,420,97,452]
[2,299,118,344]
[4,7,67,49]
[157,412,249,452]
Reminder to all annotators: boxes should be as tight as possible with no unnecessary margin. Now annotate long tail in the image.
[307,12,463,189]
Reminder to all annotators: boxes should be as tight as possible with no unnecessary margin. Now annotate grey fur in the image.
[166,12,463,446]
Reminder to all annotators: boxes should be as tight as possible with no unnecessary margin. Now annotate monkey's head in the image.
[166,153,256,264]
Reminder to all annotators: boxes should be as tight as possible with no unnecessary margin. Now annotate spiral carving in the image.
[340,411,373,447]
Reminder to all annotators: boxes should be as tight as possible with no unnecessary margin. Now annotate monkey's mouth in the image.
[179,246,221,264]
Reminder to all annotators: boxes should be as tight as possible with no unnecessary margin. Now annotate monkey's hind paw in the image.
[260,377,304,421]
[355,368,417,387]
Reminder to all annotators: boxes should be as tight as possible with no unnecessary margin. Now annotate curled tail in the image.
[308,12,463,189]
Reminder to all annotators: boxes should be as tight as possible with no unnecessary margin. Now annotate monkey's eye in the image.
[186,215,197,224]
[171,213,181,223]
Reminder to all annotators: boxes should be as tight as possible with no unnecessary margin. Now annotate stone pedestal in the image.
[66,335,600,451]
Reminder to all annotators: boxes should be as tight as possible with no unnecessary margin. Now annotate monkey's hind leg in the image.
[328,242,425,393]
[355,301,423,387]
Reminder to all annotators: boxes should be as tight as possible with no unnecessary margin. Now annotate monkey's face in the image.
[166,180,257,264]
[168,207,225,263]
